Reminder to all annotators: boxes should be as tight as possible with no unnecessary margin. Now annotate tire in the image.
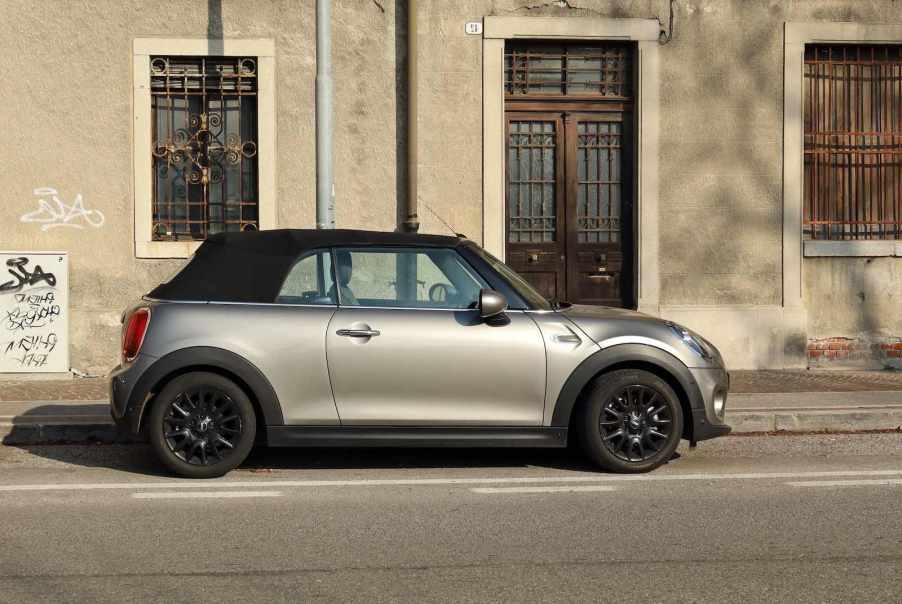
[576,369,683,473]
[148,372,257,478]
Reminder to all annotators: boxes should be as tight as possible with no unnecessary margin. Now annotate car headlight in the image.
[666,322,715,361]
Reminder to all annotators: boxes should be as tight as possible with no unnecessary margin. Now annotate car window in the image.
[332,248,488,309]
[276,251,336,305]
[464,244,552,311]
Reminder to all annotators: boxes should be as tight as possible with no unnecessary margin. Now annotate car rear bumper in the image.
[109,353,157,436]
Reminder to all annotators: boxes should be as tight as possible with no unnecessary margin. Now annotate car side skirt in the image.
[266,426,568,448]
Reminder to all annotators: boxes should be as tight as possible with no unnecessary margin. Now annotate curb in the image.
[3,409,902,445]
[727,408,902,434]
[0,422,138,445]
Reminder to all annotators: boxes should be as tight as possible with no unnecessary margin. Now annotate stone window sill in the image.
[136,240,203,259]
[803,240,902,257]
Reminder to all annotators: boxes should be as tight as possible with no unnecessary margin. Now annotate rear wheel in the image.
[148,372,257,478]
[576,369,683,473]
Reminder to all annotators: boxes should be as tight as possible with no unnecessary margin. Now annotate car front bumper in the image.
[688,366,732,442]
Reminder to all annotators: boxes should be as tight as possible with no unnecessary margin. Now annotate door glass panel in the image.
[277,251,335,304]
[333,248,488,309]
[577,121,622,243]
[507,121,556,243]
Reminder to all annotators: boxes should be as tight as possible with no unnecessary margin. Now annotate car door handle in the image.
[336,328,381,338]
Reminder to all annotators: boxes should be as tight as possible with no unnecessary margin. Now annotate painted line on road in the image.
[132,491,283,500]
[471,485,618,494]
[2,469,902,493]
[787,479,902,488]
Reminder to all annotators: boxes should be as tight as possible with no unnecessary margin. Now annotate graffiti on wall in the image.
[0,253,68,372]
[20,187,105,231]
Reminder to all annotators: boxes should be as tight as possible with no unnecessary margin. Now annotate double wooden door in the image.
[505,111,634,308]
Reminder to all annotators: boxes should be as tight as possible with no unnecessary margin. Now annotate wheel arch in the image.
[128,347,284,436]
[551,344,701,442]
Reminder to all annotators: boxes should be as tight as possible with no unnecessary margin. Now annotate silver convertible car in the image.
[110,229,730,478]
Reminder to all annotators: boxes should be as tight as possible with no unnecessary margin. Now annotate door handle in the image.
[336,328,381,338]
[587,274,613,281]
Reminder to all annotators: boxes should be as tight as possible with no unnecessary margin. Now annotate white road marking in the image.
[787,479,902,488]
[0,470,901,494]
[132,491,283,500]
[471,485,618,494]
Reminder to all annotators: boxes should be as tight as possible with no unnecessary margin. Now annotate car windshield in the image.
[467,245,553,311]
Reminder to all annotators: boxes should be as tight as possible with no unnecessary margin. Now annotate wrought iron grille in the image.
[576,122,622,243]
[151,56,259,241]
[804,44,902,240]
[507,121,557,243]
[505,43,632,97]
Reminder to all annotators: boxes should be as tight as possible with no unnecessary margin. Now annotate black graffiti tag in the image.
[3,333,58,356]
[0,257,56,295]
[12,352,51,368]
[4,296,61,331]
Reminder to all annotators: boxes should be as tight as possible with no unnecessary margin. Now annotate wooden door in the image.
[564,113,633,307]
[504,114,566,302]
[502,41,635,308]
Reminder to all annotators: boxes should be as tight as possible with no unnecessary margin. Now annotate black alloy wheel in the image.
[162,388,243,466]
[598,385,674,462]
[577,369,683,473]
[148,372,256,478]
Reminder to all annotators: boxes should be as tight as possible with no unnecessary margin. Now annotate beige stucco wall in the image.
[0,0,900,372]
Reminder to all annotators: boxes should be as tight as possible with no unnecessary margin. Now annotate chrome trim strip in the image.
[142,297,536,313]
[142,297,339,308]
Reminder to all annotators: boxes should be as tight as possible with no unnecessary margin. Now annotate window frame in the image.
[785,24,902,268]
[330,246,492,311]
[133,38,276,259]
[275,248,338,307]
[802,43,902,244]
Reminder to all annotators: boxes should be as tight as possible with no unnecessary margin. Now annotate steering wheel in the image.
[428,283,452,304]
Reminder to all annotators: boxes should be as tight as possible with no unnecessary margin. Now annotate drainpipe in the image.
[402,0,420,233]
[315,0,335,228]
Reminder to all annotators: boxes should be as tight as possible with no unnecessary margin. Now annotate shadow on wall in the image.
[208,0,223,55]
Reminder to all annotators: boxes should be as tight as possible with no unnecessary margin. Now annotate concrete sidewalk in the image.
[1,370,902,444]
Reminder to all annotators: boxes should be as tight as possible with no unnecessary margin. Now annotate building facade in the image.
[1,0,900,374]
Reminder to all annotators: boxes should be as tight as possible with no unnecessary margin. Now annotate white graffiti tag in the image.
[20,187,105,231]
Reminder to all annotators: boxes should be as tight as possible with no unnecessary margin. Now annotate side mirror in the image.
[478,288,508,319]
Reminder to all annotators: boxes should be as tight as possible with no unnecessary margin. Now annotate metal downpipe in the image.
[402,0,419,233]
[315,0,335,228]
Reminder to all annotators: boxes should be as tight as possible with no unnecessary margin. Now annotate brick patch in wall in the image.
[808,336,902,368]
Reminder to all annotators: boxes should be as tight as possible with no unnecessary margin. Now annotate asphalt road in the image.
[1,435,902,603]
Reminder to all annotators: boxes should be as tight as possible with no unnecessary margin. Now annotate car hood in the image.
[556,304,721,368]
[557,304,664,343]
[558,304,655,322]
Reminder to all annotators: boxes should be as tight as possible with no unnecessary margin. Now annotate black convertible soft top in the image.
[147,229,464,303]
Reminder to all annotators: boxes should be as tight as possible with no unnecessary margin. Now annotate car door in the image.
[268,249,341,425]
[325,246,547,426]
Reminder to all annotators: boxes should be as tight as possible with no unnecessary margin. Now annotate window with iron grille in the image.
[804,44,902,240]
[150,56,259,241]
[504,42,632,98]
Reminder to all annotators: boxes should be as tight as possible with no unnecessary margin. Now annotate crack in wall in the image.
[506,1,605,16]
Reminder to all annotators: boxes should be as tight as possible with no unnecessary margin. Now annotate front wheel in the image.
[148,372,257,478]
[576,369,683,473]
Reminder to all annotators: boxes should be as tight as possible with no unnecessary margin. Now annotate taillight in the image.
[122,308,150,362]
